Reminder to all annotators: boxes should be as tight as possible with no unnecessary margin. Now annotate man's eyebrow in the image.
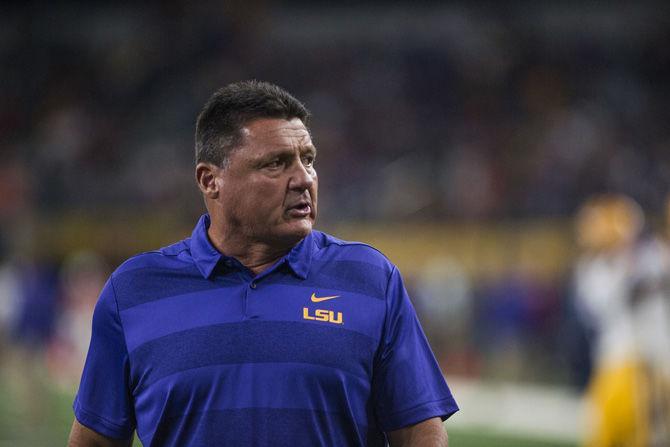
[252,144,317,164]
[259,148,294,159]
[252,148,295,164]
[262,145,316,157]
[300,144,317,154]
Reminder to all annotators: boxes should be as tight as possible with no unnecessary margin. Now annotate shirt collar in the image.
[189,213,314,280]
[190,214,223,279]
[285,231,313,280]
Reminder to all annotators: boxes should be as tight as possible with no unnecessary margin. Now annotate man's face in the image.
[212,117,318,246]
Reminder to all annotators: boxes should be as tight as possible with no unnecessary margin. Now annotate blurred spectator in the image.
[413,257,478,376]
[46,251,107,388]
[12,258,59,352]
[0,237,20,355]
[476,267,560,382]
[4,254,60,427]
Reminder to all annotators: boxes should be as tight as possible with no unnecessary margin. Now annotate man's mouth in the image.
[286,201,312,218]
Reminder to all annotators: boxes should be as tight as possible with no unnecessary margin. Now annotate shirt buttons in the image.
[250,281,257,289]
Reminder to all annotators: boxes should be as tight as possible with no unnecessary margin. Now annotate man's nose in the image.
[288,159,315,191]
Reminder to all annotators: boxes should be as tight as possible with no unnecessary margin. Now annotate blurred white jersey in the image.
[575,250,636,367]
[576,239,670,446]
[629,238,670,374]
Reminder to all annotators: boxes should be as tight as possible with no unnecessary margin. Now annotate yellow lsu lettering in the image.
[302,307,343,325]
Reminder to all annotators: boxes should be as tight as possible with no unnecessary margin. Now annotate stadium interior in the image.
[1,2,669,446]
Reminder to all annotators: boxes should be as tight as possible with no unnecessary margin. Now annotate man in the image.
[68,81,458,446]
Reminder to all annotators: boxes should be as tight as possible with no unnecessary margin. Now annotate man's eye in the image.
[302,156,315,167]
[265,160,282,169]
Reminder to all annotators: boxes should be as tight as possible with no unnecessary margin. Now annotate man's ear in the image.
[195,162,221,199]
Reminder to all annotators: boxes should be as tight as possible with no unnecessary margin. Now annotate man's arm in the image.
[67,419,134,447]
[387,417,448,447]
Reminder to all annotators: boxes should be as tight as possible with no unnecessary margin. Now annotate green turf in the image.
[448,427,576,447]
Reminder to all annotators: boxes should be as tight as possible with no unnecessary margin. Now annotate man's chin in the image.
[274,220,313,244]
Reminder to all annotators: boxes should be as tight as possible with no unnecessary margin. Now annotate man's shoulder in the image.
[112,238,192,277]
[308,231,397,300]
[311,230,394,270]
[107,238,204,309]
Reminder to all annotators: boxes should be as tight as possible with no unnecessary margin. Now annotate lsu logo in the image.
[302,307,343,325]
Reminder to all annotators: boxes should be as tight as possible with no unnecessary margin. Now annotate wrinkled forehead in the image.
[241,117,313,148]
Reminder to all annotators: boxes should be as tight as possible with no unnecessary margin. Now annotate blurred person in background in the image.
[623,195,670,445]
[574,194,670,446]
[3,250,61,428]
[414,257,477,376]
[68,81,457,447]
[0,236,20,359]
[47,251,107,389]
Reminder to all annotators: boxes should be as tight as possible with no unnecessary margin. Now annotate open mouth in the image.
[287,201,312,217]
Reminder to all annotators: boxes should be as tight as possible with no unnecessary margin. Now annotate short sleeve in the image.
[73,276,136,439]
[372,267,459,432]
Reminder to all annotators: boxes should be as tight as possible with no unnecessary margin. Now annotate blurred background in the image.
[1,1,670,446]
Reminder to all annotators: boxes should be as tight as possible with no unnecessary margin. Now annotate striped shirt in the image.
[73,214,458,446]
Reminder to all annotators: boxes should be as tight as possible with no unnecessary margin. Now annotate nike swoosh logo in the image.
[310,293,340,303]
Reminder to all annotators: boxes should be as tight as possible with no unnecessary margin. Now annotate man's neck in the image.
[207,228,293,276]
